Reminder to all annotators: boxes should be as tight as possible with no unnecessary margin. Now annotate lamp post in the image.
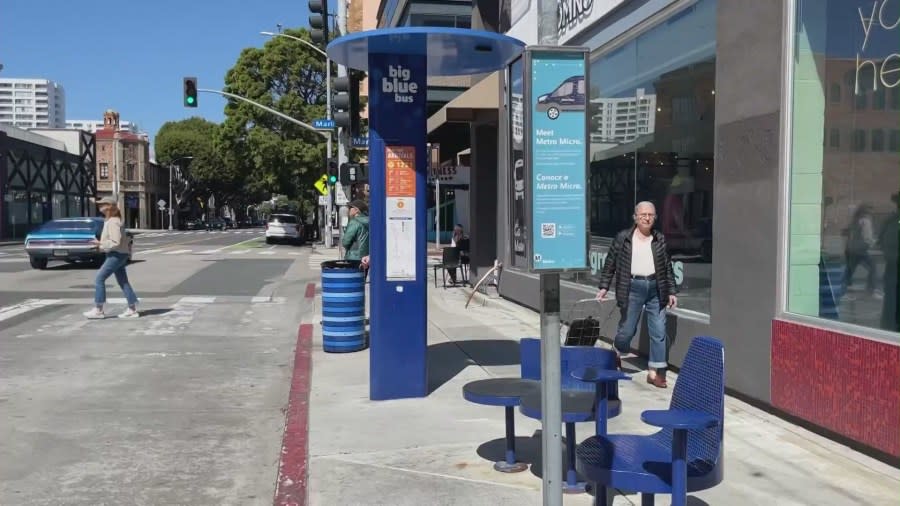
[169,156,193,230]
[260,30,335,248]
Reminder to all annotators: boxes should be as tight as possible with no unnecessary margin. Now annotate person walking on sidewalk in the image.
[596,201,677,388]
[342,200,370,262]
[83,196,140,319]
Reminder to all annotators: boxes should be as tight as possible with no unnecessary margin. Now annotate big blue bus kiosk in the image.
[327,28,525,401]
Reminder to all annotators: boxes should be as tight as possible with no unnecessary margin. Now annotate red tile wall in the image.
[772,320,900,458]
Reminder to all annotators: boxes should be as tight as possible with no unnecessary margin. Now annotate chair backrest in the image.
[442,247,461,266]
[669,336,725,467]
[519,338,619,395]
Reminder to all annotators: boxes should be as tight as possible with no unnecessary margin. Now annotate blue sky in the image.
[1,0,313,149]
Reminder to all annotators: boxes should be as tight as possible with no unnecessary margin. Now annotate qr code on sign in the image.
[541,223,557,238]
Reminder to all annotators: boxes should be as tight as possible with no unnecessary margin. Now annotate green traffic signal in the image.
[328,174,337,184]
[183,77,198,108]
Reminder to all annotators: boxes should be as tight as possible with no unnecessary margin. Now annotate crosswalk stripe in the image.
[179,296,216,304]
[259,250,276,255]
[230,250,250,255]
[0,299,61,322]
[197,248,224,255]
[162,249,192,255]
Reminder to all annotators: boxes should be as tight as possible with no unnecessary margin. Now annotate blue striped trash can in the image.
[321,260,367,353]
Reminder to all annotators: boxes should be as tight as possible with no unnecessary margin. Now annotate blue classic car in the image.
[24,217,133,270]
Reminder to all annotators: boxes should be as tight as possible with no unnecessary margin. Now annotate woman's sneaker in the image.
[83,308,105,319]
[118,308,140,319]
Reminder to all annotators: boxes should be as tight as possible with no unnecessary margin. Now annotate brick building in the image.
[94,110,168,229]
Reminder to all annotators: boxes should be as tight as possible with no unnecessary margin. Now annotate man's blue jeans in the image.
[94,252,138,307]
[613,278,668,369]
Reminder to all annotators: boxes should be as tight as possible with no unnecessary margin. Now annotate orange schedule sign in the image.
[385,146,416,197]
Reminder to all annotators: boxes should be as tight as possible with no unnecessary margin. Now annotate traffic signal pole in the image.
[336,0,349,247]
[325,56,335,248]
[259,30,334,247]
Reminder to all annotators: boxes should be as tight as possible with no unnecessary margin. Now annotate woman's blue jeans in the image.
[613,278,668,369]
[94,252,138,307]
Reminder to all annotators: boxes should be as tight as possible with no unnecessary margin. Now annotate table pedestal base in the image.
[492,461,529,473]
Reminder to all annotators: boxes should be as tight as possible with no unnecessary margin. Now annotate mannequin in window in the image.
[661,165,694,244]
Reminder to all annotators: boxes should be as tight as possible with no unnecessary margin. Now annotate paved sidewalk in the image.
[306,269,900,505]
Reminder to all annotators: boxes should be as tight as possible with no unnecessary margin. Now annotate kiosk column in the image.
[367,52,429,400]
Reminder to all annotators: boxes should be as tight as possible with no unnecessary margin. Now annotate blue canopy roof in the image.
[326,27,526,76]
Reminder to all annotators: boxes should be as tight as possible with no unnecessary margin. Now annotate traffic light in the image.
[183,77,198,108]
[327,159,338,185]
[340,162,368,185]
[308,0,329,45]
[333,72,361,136]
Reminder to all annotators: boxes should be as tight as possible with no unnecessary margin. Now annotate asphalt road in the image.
[0,229,325,505]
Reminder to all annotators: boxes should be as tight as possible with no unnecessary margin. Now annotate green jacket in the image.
[342,215,370,261]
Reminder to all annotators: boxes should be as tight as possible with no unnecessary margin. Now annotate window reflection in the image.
[564,0,716,316]
[790,0,900,334]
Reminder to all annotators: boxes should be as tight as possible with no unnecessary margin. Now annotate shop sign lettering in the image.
[857,0,900,93]
[558,0,594,35]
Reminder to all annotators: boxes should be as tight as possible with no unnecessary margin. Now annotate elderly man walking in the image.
[596,201,678,388]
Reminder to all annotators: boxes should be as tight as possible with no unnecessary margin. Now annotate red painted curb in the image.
[274,323,313,506]
[304,282,316,299]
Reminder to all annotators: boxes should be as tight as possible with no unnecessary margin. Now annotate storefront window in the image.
[789,0,899,334]
[563,0,717,315]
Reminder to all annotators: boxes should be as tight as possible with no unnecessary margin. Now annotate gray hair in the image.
[634,201,656,214]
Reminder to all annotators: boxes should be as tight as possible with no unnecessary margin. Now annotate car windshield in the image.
[38,220,98,232]
[270,215,298,224]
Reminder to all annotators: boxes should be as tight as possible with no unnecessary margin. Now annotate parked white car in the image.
[265,214,303,244]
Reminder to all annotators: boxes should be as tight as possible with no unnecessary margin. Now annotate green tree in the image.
[155,117,249,210]
[219,28,329,201]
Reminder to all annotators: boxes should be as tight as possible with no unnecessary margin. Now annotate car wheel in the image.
[29,257,48,270]
[266,237,273,244]
[547,107,560,120]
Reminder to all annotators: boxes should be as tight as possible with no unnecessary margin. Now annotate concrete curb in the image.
[274,282,316,506]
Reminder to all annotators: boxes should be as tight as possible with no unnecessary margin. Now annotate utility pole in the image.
[261,30,335,246]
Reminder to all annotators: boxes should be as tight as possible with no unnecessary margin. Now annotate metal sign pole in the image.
[540,272,562,504]
[522,45,590,506]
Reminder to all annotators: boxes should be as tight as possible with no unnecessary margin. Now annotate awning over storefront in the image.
[426,71,499,134]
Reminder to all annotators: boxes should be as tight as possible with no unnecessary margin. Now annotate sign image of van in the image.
[535,75,586,119]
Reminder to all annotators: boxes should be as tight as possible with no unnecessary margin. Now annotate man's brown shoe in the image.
[647,373,667,389]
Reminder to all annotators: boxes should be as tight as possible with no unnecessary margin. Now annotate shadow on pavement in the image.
[426,339,520,394]
[476,433,542,467]
[139,308,173,318]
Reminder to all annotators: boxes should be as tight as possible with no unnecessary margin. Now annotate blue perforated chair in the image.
[575,336,725,506]
[519,338,622,493]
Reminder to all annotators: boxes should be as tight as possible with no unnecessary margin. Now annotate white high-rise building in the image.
[66,119,140,134]
[0,78,66,129]
[591,89,657,145]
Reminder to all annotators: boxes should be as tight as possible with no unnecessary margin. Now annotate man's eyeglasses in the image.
[636,213,656,219]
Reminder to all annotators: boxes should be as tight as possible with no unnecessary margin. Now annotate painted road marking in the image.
[178,296,216,304]
[162,249,193,255]
[0,299,61,322]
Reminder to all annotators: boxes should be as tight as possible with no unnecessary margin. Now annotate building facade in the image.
[0,125,96,239]
[478,0,899,461]
[94,110,168,229]
[0,78,66,129]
